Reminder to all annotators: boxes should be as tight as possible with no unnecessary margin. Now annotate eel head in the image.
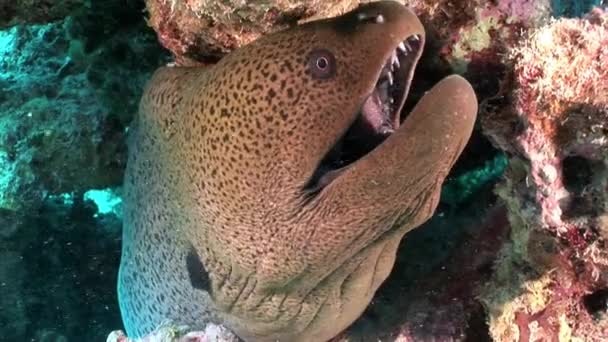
[135,1,478,341]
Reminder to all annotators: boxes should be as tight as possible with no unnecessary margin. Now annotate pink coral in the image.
[481,7,608,342]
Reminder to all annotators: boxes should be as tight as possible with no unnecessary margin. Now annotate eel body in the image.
[118,1,478,341]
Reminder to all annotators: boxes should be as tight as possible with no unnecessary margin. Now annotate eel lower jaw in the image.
[303,34,423,195]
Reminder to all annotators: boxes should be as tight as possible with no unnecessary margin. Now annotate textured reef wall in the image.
[143,0,366,65]
[0,0,169,212]
[1,0,606,341]
[480,8,608,341]
[0,0,85,28]
[0,0,167,340]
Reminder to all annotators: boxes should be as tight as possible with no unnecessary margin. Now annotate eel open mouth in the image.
[304,34,423,194]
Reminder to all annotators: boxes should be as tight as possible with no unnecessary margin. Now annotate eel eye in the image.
[316,57,328,69]
[307,49,336,80]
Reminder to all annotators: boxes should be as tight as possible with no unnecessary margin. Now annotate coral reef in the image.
[480,7,608,341]
[1,195,123,341]
[144,0,365,64]
[0,0,84,27]
[0,0,168,213]
[143,0,553,67]
[0,0,167,340]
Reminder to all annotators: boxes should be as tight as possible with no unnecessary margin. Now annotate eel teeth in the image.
[398,42,406,52]
[391,53,399,69]
[398,35,420,54]
[379,127,395,136]
[387,71,393,85]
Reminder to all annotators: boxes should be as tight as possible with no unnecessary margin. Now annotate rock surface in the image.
[0,0,84,28]
[144,0,363,65]
[480,8,608,341]
[0,0,168,213]
[0,0,167,340]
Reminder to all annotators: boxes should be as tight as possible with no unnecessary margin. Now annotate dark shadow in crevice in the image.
[583,288,608,319]
[463,302,492,342]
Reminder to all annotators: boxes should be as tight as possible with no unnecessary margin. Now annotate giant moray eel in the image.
[118,1,478,341]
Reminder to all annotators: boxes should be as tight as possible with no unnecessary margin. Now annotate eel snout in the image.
[306,74,478,267]
[329,73,477,205]
[338,33,424,168]
[305,1,426,193]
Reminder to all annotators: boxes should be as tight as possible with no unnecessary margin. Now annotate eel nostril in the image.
[357,12,384,24]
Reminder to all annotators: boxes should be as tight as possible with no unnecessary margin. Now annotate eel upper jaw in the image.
[304,33,424,194]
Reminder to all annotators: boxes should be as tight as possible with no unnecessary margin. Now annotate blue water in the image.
[552,0,604,16]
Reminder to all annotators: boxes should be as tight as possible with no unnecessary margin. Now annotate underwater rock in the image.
[0,0,84,28]
[480,7,608,341]
[143,0,553,72]
[0,1,167,341]
[410,0,552,68]
[146,0,534,66]
[0,194,124,341]
[144,0,366,65]
[0,1,168,213]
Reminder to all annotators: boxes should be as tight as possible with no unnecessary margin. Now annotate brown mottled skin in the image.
[117,1,478,342]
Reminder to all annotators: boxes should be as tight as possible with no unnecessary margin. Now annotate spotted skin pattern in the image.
[118,2,478,341]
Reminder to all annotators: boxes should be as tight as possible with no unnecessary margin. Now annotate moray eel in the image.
[118,1,477,341]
